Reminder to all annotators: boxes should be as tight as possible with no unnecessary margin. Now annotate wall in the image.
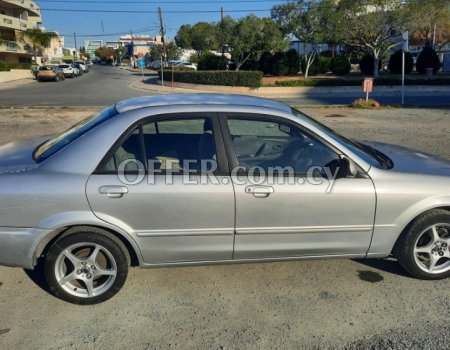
[0,69,32,83]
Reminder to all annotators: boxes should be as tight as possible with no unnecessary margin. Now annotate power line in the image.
[4,8,273,13]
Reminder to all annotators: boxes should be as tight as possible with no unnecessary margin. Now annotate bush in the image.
[158,70,263,88]
[258,50,300,76]
[330,56,351,75]
[285,49,301,75]
[270,52,289,76]
[258,51,272,74]
[0,62,32,71]
[197,53,226,71]
[351,98,381,109]
[416,46,441,74]
[388,50,414,74]
[301,56,331,76]
[359,54,382,76]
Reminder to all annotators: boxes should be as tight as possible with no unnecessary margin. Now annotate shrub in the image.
[330,55,351,75]
[197,53,226,71]
[388,50,413,74]
[301,56,331,76]
[158,70,263,88]
[351,98,381,109]
[416,46,441,74]
[0,62,31,71]
[258,50,300,76]
[258,51,272,75]
[359,54,381,76]
[270,52,289,76]
[285,49,301,75]
[319,50,333,58]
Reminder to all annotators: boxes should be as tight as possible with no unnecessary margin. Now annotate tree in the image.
[175,24,193,49]
[190,22,218,54]
[95,47,116,62]
[19,28,59,64]
[150,42,181,61]
[336,0,410,78]
[272,0,327,78]
[406,0,450,51]
[229,15,288,71]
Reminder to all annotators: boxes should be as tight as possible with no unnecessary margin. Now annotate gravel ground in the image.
[0,106,449,350]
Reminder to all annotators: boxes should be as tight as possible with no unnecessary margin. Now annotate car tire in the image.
[54,76,59,82]
[44,227,130,305]
[394,209,450,280]
[71,73,74,78]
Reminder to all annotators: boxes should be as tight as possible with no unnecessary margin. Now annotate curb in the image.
[132,79,450,96]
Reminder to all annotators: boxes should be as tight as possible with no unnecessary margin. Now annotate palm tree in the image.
[19,28,59,64]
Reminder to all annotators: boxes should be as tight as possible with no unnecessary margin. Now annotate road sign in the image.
[362,78,373,93]
[362,78,374,102]
[402,31,409,52]
[137,57,146,69]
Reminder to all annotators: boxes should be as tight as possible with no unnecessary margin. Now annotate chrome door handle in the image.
[245,185,274,198]
[99,186,128,198]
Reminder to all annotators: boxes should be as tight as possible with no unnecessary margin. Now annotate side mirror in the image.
[341,155,358,178]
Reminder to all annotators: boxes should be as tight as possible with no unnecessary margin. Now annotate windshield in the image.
[292,108,386,168]
[34,106,119,163]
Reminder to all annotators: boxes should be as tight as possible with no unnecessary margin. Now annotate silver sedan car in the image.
[1,94,449,304]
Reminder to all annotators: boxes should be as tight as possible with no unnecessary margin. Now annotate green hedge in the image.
[158,70,263,88]
[0,62,32,71]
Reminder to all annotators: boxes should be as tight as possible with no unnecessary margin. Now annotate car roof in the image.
[114,94,292,114]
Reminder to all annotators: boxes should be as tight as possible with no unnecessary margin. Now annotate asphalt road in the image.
[0,66,152,106]
[0,65,449,106]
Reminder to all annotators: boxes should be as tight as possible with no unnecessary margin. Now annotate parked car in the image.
[1,94,450,305]
[147,60,166,70]
[176,61,197,71]
[71,64,81,77]
[73,63,84,76]
[76,61,89,73]
[36,65,65,82]
[58,64,76,78]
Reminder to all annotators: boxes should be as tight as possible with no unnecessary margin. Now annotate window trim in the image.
[93,112,229,176]
[218,112,345,177]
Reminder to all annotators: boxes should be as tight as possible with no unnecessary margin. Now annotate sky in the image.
[33,0,287,48]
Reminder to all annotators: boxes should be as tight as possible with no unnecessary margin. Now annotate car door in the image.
[86,113,235,264]
[219,113,376,260]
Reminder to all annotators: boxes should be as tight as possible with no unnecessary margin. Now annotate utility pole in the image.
[158,7,167,64]
[73,32,78,61]
[221,7,224,58]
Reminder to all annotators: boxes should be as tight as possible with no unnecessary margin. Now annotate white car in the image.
[76,61,89,73]
[176,61,197,71]
[58,64,76,78]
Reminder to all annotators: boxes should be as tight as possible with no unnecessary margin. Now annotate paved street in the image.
[0,66,153,106]
[0,65,449,106]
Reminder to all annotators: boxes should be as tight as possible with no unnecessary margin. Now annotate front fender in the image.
[368,195,450,256]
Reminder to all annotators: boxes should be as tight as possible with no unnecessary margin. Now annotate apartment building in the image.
[0,0,42,63]
[119,35,162,58]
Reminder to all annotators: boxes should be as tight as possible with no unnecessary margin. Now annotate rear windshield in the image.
[39,66,54,71]
[33,106,119,163]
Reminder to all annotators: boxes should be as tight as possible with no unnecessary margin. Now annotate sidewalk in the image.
[0,77,36,91]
